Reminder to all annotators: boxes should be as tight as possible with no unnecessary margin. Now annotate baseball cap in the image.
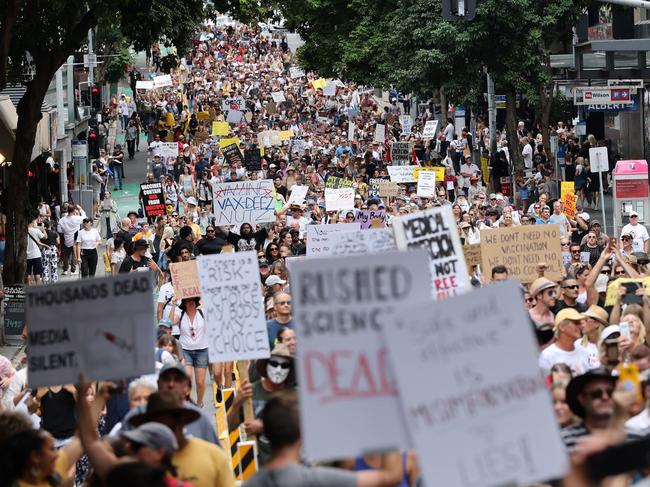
[265,275,287,287]
[159,362,189,380]
[121,422,178,454]
[630,211,639,217]
[554,308,585,328]
[601,325,621,342]
[133,239,149,249]
[258,258,270,268]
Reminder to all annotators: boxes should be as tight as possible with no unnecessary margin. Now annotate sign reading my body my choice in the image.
[290,250,431,461]
[26,274,155,388]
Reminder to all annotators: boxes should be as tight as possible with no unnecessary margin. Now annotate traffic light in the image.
[88,127,99,158]
[90,85,101,113]
[442,0,476,21]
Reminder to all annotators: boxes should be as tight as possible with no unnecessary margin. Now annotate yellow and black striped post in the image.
[229,426,242,481]
[214,387,236,438]
[236,441,258,481]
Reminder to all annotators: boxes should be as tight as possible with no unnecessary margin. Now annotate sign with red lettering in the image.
[197,251,269,363]
[383,281,567,486]
[289,250,431,461]
[392,207,470,300]
[140,183,166,217]
[169,261,201,299]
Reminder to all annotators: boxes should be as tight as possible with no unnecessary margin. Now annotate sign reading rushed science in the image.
[290,250,431,461]
[26,274,155,388]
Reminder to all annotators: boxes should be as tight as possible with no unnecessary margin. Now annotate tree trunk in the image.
[539,64,554,160]
[2,64,53,285]
[505,90,523,175]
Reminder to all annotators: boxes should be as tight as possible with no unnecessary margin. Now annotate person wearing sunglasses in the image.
[529,277,558,327]
[621,210,650,253]
[228,343,296,466]
[539,308,592,378]
[561,368,618,452]
[620,232,635,259]
[553,278,588,315]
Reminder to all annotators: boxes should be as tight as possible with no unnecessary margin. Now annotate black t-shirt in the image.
[196,236,226,255]
[118,255,150,273]
[553,300,588,314]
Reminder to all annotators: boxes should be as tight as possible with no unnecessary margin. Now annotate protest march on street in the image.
[6,10,650,487]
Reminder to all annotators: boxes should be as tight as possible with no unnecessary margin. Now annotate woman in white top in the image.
[170,296,209,407]
[75,218,102,278]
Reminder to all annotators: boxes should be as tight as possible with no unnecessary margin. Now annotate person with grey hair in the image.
[108,377,158,435]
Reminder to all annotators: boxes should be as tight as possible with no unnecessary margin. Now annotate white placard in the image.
[287,185,309,205]
[153,74,173,88]
[226,109,244,125]
[392,206,470,299]
[347,121,355,141]
[416,171,436,198]
[400,115,412,135]
[314,228,396,257]
[135,80,154,90]
[197,252,269,362]
[589,146,609,173]
[325,187,355,211]
[26,274,155,388]
[222,96,246,111]
[158,142,179,158]
[289,67,305,78]
[306,223,360,257]
[374,123,386,143]
[383,281,568,486]
[271,91,286,103]
[290,250,432,461]
[323,81,337,97]
[387,166,416,183]
[213,180,275,225]
[422,120,439,140]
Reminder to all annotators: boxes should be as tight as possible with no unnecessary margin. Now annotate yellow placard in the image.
[414,166,445,182]
[280,130,295,141]
[481,156,489,185]
[197,111,210,121]
[605,277,650,306]
[219,137,240,149]
[561,181,575,200]
[313,78,327,90]
[562,192,577,219]
[212,121,229,136]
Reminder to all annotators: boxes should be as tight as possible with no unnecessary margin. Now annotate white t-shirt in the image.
[157,282,179,335]
[538,343,592,376]
[522,143,533,169]
[76,228,101,249]
[27,227,44,259]
[574,339,601,369]
[625,409,650,436]
[178,309,208,350]
[58,215,84,247]
[621,222,649,252]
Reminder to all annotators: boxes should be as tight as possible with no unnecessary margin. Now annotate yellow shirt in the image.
[173,437,234,487]
[18,450,69,487]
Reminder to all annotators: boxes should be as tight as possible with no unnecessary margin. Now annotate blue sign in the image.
[585,94,638,112]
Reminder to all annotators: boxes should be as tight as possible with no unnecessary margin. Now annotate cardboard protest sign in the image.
[170,261,201,299]
[291,136,306,153]
[222,143,244,166]
[562,192,577,219]
[391,142,411,165]
[392,206,470,299]
[212,121,229,136]
[213,180,275,225]
[158,142,179,158]
[226,110,244,125]
[135,80,154,90]
[312,78,327,90]
[387,166,416,183]
[3,285,25,336]
[355,210,387,229]
[271,91,286,103]
[219,137,241,149]
[26,274,155,388]
[414,166,445,182]
[374,123,386,143]
[306,223,360,257]
[153,74,172,88]
[322,228,396,256]
[324,176,354,189]
[287,185,308,205]
[379,181,399,197]
[289,67,305,78]
[222,96,246,111]
[290,250,431,460]
[140,182,166,217]
[463,244,482,269]
[268,131,282,146]
[193,130,209,143]
[196,111,210,121]
[400,115,412,135]
[322,81,337,97]
[561,181,574,200]
[421,120,439,139]
[325,188,355,212]
[279,130,294,141]
[243,149,262,171]
[416,171,436,198]
[197,251,269,362]
[480,225,563,283]
[383,281,567,487]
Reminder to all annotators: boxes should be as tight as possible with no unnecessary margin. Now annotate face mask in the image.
[266,358,290,384]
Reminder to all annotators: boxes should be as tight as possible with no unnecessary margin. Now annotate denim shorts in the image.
[182,348,209,368]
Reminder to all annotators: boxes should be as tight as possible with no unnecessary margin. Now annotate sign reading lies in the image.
[480,224,562,283]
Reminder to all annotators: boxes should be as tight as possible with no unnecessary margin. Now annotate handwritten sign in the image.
[374,123,386,143]
[226,109,244,125]
[316,228,396,257]
[391,142,411,165]
[400,115,412,135]
[271,91,286,103]
[26,274,155,388]
[325,176,354,189]
[480,225,563,283]
[306,223,360,257]
[279,130,294,141]
[562,192,577,219]
[222,96,246,112]
[153,74,172,88]
[355,210,387,229]
[212,121,229,136]
[158,142,178,158]
[379,181,399,197]
[393,206,470,299]
[289,67,305,78]
[414,166,445,182]
[243,148,262,170]
[463,244,482,269]
[212,180,275,225]
[170,261,201,299]
[387,166,416,183]
[197,251,269,362]
[290,250,431,460]
[288,185,308,205]
[416,171,436,198]
[140,183,166,217]
[383,281,567,487]
[368,177,387,198]
[135,80,154,90]
[325,188,355,212]
[222,143,244,166]
[561,181,574,200]
[219,137,241,149]
[348,121,355,141]
[421,120,439,140]
[3,285,25,336]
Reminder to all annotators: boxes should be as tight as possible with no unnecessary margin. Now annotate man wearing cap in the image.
[265,274,286,294]
[539,308,592,376]
[529,277,557,326]
[130,391,234,487]
[580,219,609,247]
[560,368,620,452]
[621,211,650,253]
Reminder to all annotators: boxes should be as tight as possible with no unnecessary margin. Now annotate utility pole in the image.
[87,29,94,85]
[486,72,497,155]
